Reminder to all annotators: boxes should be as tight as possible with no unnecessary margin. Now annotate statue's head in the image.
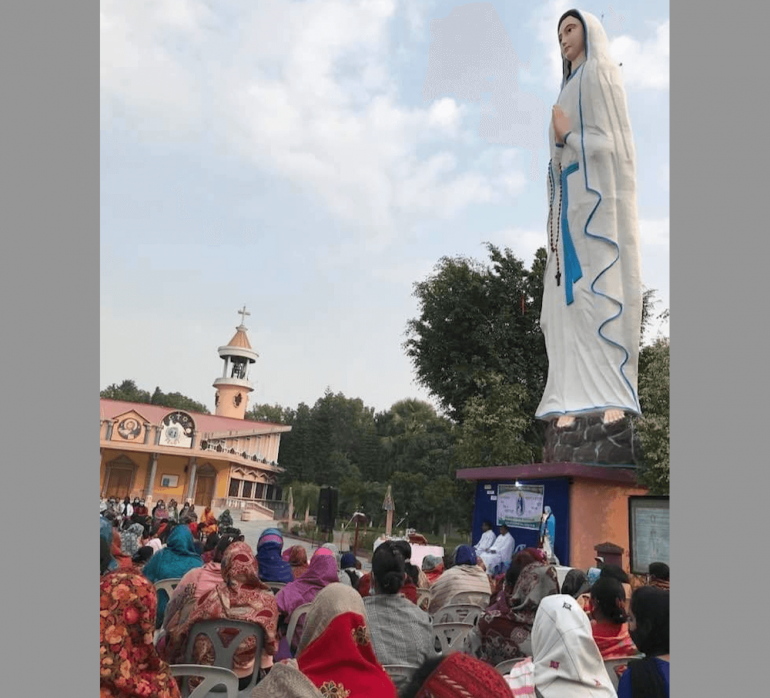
[558,10,586,67]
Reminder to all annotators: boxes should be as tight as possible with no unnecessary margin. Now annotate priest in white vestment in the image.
[478,524,515,574]
[474,520,496,556]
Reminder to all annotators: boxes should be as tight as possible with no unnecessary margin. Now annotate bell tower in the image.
[213,306,258,419]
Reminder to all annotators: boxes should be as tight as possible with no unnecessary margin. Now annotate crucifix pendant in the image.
[556,271,562,286]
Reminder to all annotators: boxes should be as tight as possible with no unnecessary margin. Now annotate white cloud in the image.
[639,217,670,246]
[485,226,545,266]
[101,0,523,247]
[609,20,669,91]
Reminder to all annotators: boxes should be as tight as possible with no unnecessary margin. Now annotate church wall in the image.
[100,448,148,500]
[569,479,648,571]
[150,454,190,502]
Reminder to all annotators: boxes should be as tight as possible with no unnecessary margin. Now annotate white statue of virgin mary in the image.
[536,9,643,428]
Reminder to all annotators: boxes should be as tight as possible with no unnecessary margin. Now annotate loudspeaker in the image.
[317,486,339,531]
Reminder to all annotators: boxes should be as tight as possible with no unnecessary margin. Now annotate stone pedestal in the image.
[543,415,642,465]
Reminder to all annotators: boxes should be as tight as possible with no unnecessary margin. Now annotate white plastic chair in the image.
[494,657,528,676]
[170,664,239,698]
[285,603,313,653]
[184,619,265,696]
[154,578,182,597]
[383,664,420,690]
[416,588,431,612]
[431,603,483,626]
[433,622,474,655]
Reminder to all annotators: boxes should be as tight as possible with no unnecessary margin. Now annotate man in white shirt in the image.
[474,520,496,556]
[479,524,515,575]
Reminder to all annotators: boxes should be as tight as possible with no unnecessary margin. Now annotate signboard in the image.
[497,484,544,530]
[628,496,670,574]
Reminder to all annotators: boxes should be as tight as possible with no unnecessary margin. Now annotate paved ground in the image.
[216,513,373,572]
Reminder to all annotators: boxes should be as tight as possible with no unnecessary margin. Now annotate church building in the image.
[99,308,291,519]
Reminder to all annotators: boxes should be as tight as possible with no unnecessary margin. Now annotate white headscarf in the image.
[532,594,617,698]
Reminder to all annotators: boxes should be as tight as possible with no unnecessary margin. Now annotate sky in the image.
[100,0,669,416]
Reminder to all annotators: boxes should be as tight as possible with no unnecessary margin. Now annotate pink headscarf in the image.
[312,547,334,558]
[275,555,339,649]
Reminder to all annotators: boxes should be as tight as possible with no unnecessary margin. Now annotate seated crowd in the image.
[100,505,669,698]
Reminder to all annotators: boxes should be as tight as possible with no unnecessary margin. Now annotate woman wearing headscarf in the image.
[536,7,644,427]
[255,528,294,584]
[142,524,203,627]
[363,541,437,694]
[507,593,617,698]
[178,502,190,521]
[101,537,114,576]
[275,552,340,653]
[401,652,513,698]
[427,545,492,614]
[158,534,239,659]
[200,533,220,564]
[617,586,669,698]
[284,545,310,580]
[340,552,363,589]
[318,542,353,587]
[471,561,560,666]
[420,555,444,586]
[489,547,545,602]
[217,508,234,530]
[152,499,169,524]
[252,584,397,698]
[590,576,638,660]
[120,522,146,559]
[100,571,181,698]
[167,499,179,522]
[199,505,218,537]
[165,542,279,691]
[111,529,135,570]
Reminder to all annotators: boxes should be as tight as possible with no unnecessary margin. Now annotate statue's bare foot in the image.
[603,409,625,424]
[556,415,575,428]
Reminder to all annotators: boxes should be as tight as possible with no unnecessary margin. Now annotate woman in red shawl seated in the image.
[252,584,397,698]
[590,576,639,659]
[100,571,181,698]
[199,506,218,537]
[162,541,279,692]
[469,561,560,666]
[400,652,513,698]
[420,555,444,585]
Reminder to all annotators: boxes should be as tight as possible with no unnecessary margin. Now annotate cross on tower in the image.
[238,305,250,326]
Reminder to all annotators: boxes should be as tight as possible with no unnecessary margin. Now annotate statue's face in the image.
[558,15,585,63]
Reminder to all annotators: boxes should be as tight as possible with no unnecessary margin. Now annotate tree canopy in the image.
[100,379,210,414]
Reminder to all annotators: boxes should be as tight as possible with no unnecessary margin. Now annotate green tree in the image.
[635,337,670,494]
[151,387,210,414]
[404,244,548,451]
[454,372,538,467]
[101,379,209,413]
[100,379,152,403]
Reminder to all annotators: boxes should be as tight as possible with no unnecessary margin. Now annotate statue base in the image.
[542,414,642,466]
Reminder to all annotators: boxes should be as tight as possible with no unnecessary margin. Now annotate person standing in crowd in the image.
[617,586,670,698]
[167,499,179,522]
[363,541,437,695]
[120,496,134,520]
[590,576,638,659]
